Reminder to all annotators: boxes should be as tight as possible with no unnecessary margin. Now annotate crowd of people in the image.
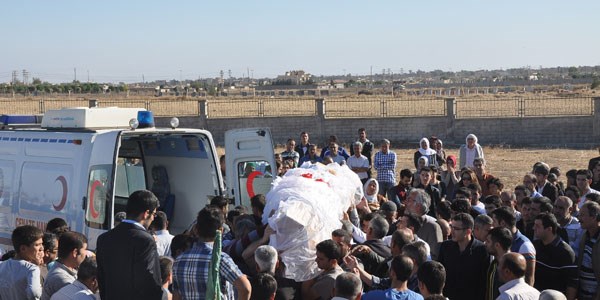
[1,128,600,300]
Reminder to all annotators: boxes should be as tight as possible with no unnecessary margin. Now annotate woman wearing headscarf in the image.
[412,156,429,187]
[430,136,446,167]
[441,155,460,201]
[359,178,387,212]
[413,137,437,169]
[459,133,484,169]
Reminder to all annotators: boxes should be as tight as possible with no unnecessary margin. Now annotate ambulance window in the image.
[0,162,14,208]
[85,165,113,229]
[115,157,146,198]
[237,160,273,207]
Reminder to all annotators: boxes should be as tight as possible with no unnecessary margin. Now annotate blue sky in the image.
[1,1,599,83]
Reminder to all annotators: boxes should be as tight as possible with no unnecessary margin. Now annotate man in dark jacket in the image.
[96,190,163,300]
[438,213,490,300]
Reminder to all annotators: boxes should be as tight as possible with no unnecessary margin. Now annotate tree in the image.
[568,66,579,78]
[32,77,42,85]
[592,78,600,90]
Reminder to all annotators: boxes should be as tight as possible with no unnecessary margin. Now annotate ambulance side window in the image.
[85,165,113,229]
[115,158,146,198]
[237,160,272,207]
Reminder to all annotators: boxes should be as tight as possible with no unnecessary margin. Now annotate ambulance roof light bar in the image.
[0,114,43,129]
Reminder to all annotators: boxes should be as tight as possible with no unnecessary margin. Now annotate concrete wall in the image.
[156,98,600,148]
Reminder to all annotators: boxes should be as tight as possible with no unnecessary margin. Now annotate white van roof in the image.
[41,107,146,129]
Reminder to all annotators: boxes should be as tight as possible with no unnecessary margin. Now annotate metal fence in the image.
[454,96,594,119]
[0,98,200,116]
[325,96,446,118]
[206,98,316,118]
[0,96,595,119]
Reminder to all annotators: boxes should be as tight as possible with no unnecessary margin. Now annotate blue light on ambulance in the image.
[137,111,155,128]
[0,115,41,125]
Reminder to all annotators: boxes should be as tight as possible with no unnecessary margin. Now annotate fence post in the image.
[316,98,326,117]
[198,99,208,129]
[39,99,45,114]
[518,98,525,117]
[380,98,387,117]
[445,98,456,143]
[315,98,326,144]
[593,97,600,139]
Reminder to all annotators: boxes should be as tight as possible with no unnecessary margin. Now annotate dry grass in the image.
[270,146,597,190]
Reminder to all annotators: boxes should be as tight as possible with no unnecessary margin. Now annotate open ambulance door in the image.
[82,131,120,250]
[225,128,276,207]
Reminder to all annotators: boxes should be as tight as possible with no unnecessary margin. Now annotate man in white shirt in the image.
[346,141,370,184]
[497,253,540,300]
[0,225,44,300]
[576,169,600,209]
[150,211,174,257]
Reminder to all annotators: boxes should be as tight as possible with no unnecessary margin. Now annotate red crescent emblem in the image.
[53,176,68,211]
[89,180,102,219]
[246,171,263,198]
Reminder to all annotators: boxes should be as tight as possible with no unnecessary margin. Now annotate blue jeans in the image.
[379,181,395,199]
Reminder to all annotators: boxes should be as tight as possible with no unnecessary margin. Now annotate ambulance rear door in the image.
[83,131,120,250]
[225,128,275,207]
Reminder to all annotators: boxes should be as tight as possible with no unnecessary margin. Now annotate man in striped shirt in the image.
[172,206,251,300]
[491,207,536,286]
[576,201,600,300]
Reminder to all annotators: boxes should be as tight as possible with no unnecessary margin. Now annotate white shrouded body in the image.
[264,162,363,281]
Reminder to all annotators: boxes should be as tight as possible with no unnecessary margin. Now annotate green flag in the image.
[206,230,222,300]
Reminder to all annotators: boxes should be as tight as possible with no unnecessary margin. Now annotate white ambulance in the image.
[0,106,275,252]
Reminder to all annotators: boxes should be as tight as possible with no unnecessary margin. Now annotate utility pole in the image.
[179,70,182,83]
[142,74,145,83]
[370,66,373,88]
[12,70,18,85]
[219,70,224,96]
[74,68,77,82]
[87,70,90,83]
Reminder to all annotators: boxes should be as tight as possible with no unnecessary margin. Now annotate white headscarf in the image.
[418,156,429,170]
[418,138,437,156]
[466,134,478,144]
[363,178,379,203]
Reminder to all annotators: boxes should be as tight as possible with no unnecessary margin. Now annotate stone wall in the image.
[157,98,599,148]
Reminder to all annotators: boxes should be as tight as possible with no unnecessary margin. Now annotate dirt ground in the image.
[269,146,598,190]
